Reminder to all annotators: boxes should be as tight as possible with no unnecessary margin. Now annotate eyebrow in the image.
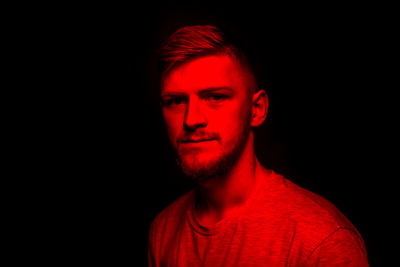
[199,87,234,94]
[161,87,234,97]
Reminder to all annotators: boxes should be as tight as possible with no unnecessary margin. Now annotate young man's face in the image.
[161,54,254,180]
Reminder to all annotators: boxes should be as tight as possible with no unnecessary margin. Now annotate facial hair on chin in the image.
[176,122,251,184]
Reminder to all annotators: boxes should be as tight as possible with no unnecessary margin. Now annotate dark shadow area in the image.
[44,4,392,266]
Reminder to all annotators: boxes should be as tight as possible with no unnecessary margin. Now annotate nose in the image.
[184,97,207,131]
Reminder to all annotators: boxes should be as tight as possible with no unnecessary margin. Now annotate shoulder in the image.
[305,227,369,266]
[259,170,363,242]
[150,189,195,232]
[258,170,367,262]
[148,190,196,265]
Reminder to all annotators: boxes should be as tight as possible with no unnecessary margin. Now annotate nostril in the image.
[183,121,207,132]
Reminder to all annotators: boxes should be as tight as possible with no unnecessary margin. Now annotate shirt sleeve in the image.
[305,227,369,267]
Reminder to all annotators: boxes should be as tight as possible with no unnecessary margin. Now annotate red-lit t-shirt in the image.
[148,170,369,266]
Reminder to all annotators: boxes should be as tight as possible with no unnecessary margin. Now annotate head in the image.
[158,25,268,182]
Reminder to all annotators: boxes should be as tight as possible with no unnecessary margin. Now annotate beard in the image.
[176,118,251,184]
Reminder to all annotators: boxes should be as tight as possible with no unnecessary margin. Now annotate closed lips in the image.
[181,139,215,143]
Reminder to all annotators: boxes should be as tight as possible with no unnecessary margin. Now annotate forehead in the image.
[162,54,248,94]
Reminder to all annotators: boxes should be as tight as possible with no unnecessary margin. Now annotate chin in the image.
[179,152,222,177]
[177,148,239,183]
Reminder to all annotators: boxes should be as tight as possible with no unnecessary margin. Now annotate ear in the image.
[250,89,268,127]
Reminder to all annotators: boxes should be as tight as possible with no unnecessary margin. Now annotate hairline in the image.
[160,50,258,96]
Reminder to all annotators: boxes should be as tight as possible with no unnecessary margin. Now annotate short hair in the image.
[158,25,259,93]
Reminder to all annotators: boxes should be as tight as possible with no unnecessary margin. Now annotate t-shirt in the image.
[148,170,369,266]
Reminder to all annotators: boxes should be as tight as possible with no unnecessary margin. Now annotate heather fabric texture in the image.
[148,171,369,266]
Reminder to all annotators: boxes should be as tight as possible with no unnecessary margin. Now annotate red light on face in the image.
[179,140,219,156]
[161,54,253,178]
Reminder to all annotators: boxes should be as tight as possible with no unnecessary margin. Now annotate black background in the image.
[36,3,395,266]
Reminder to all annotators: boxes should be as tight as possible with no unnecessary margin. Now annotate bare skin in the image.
[161,54,268,226]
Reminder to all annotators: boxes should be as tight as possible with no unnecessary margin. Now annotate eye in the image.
[206,94,229,103]
[162,97,187,108]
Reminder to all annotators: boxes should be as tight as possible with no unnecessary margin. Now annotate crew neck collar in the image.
[186,168,272,236]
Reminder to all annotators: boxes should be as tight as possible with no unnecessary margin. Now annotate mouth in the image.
[181,139,216,144]
[178,139,218,154]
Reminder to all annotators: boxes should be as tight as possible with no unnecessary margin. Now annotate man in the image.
[148,25,369,266]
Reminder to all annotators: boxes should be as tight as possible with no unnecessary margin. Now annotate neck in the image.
[195,132,261,225]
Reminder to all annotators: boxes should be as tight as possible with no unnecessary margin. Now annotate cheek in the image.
[163,112,183,145]
[213,115,234,135]
[212,103,251,142]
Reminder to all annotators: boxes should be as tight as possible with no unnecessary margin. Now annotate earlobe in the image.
[251,89,268,127]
